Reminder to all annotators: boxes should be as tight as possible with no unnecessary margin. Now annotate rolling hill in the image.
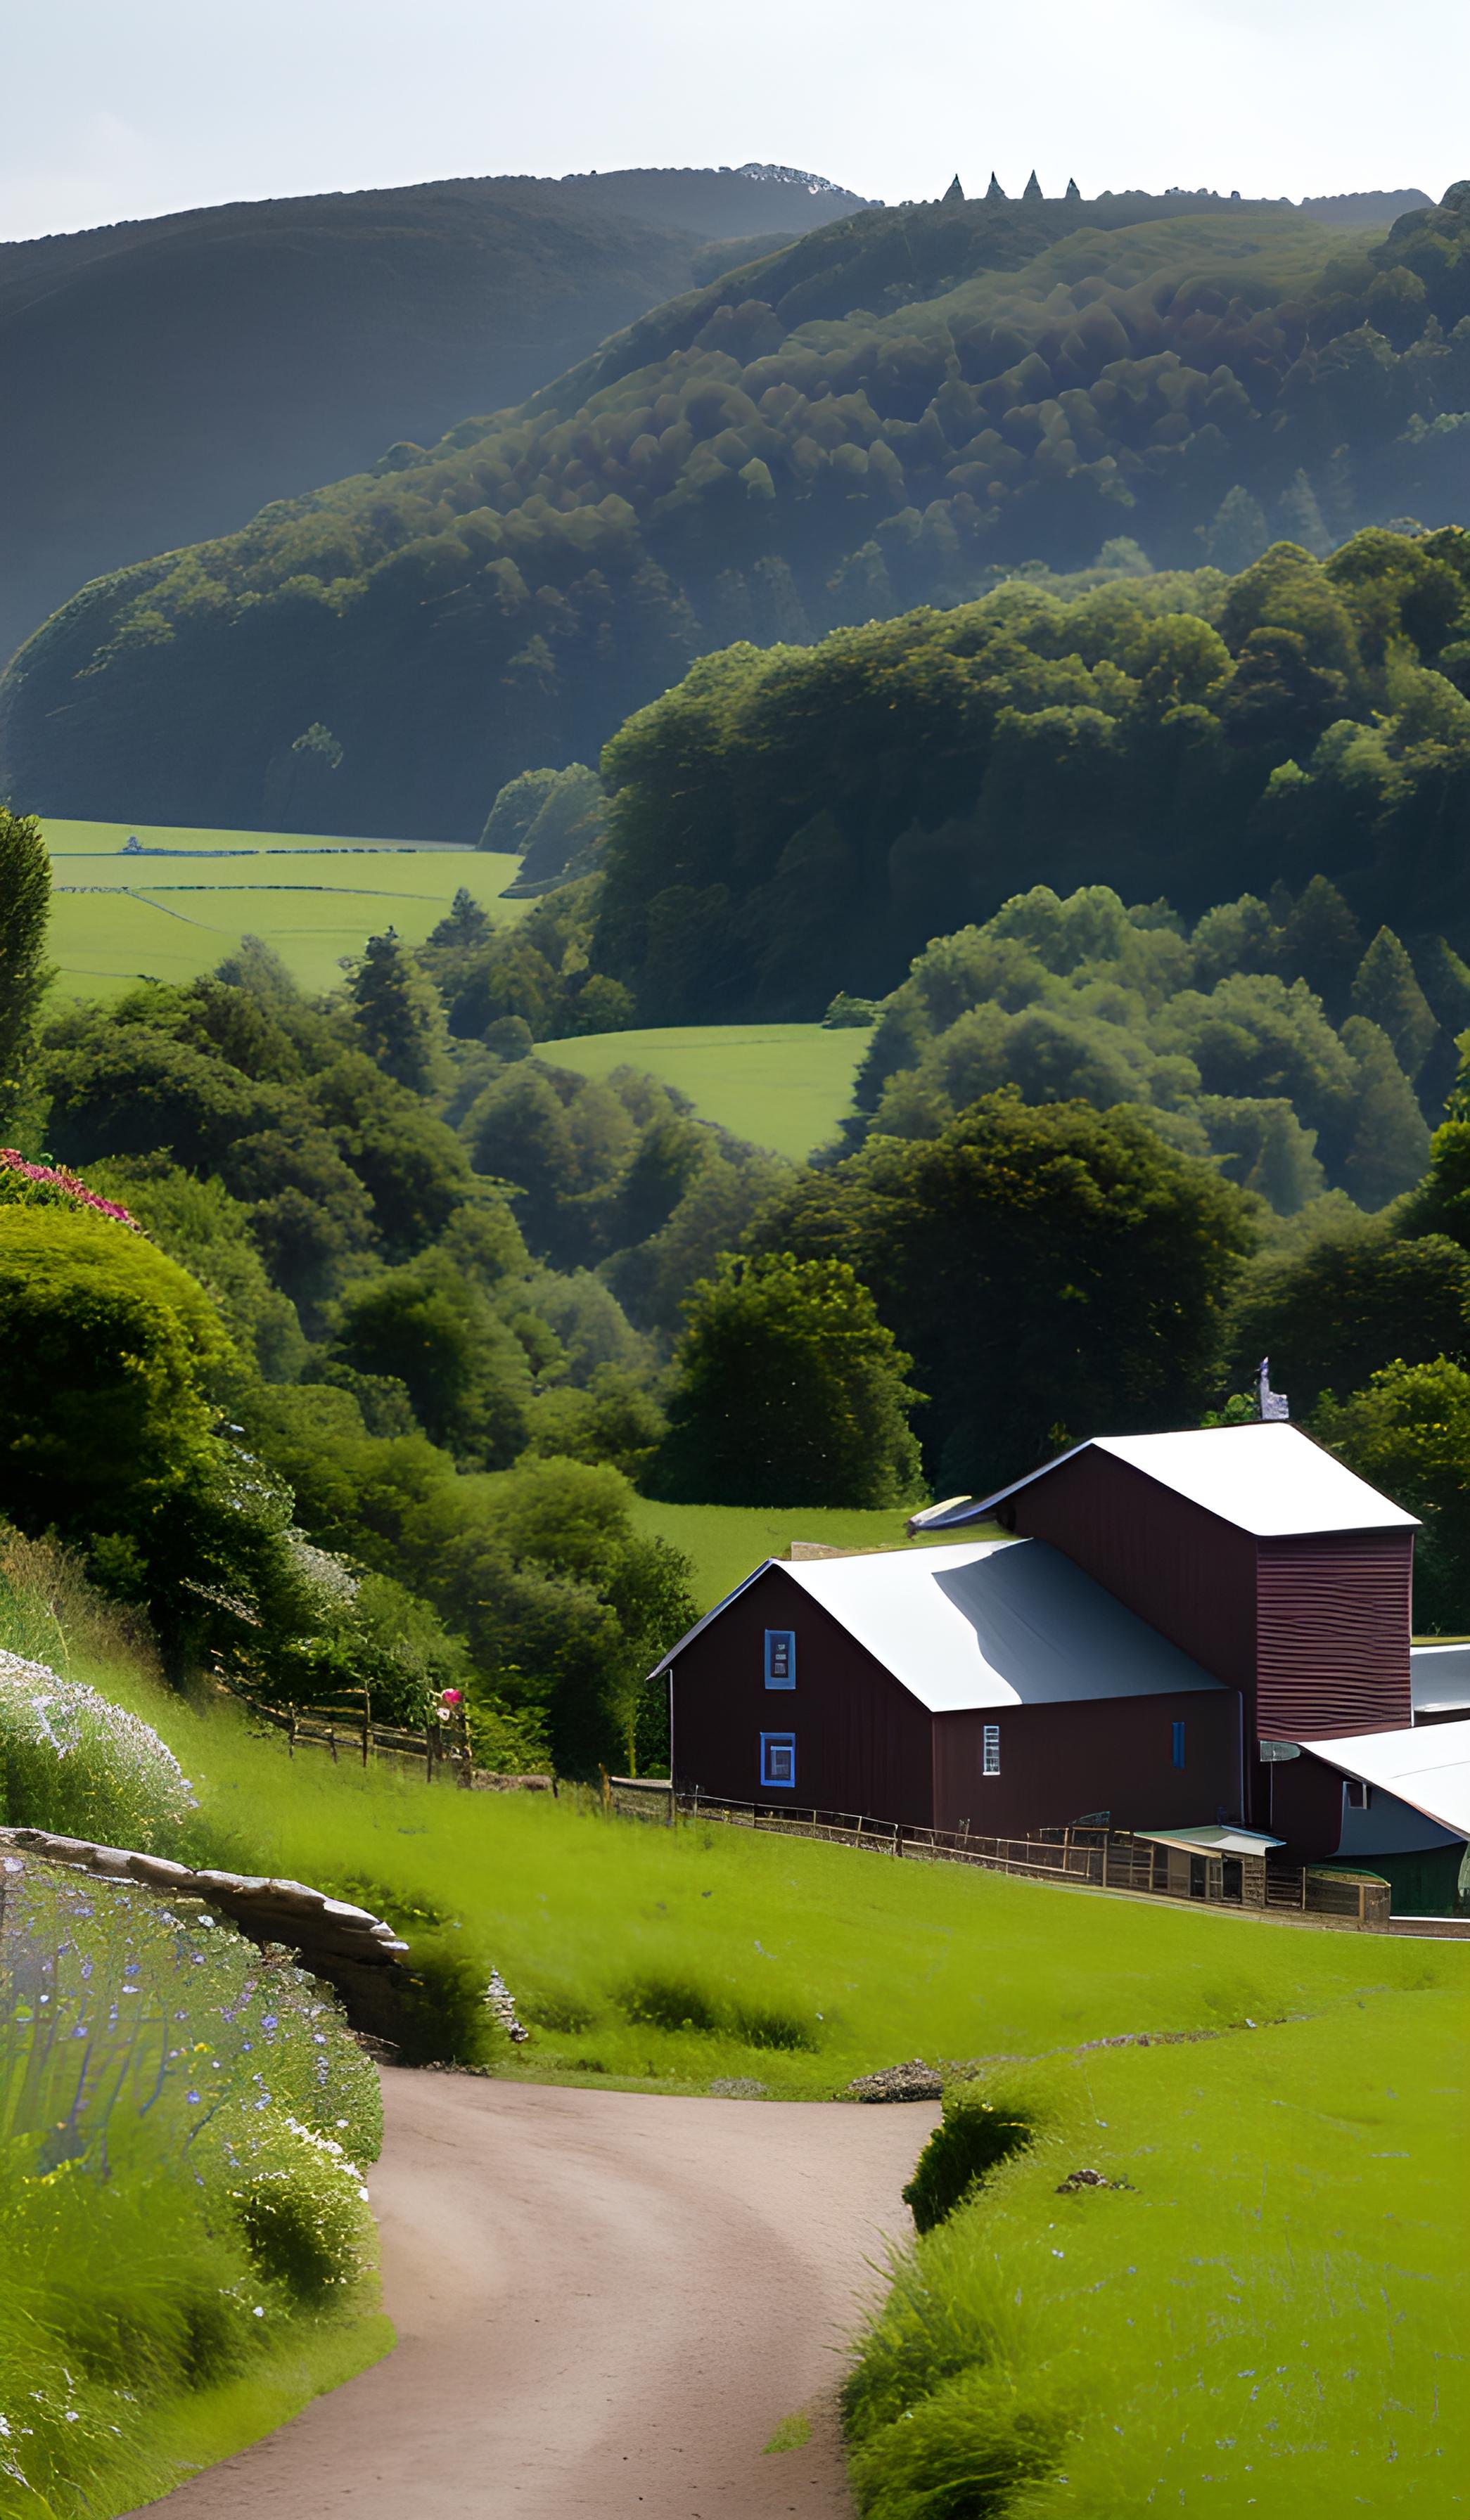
[6,184,1466,844]
[0,163,874,668]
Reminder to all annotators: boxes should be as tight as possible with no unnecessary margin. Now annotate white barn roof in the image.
[1412,1642,1470,1718]
[1301,1718,1470,1841]
[653,1536,1227,1716]
[913,1423,1419,1541]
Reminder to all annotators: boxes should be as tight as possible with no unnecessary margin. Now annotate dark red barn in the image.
[656,1425,1425,1848]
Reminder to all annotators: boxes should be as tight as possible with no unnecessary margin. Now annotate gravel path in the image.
[132,2068,936,2519]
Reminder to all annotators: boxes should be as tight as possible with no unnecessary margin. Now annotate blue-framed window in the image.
[982,1723,1000,1776]
[760,1731,796,1789]
[1172,1721,1186,1770]
[765,1628,795,1688]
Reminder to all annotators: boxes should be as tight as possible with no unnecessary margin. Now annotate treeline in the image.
[6,186,1468,835]
[841,876,1467,1211]
[591,530,1470,1017]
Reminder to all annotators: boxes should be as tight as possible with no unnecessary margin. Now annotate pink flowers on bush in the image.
[0,1150,140,1228]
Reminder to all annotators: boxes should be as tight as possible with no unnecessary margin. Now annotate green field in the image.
[627,1498,977,1612]
[43,1633,1470,2509]
[41,817,524,998]
[542,1023,869,1159]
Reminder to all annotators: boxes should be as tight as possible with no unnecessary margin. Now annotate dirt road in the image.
[136,2069,936,2519]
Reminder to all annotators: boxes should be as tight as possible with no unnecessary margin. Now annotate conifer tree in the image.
[1341,1017,1431,1207]
[985,172,1006,200]
[348,928,449,1095]
[1350,926,1438,1080]
[1023,169,1043,202]
[1066,176,1081,200]
[0,806,51,1131]
[943,174,964,203]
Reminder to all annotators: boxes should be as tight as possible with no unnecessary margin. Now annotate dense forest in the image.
[7,185,1468,833]
[1,774,1466,1752]
[589,526,1470,1015]
[0,164,869,666]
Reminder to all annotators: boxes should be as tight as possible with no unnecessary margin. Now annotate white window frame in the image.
[760,1730,797,1790]
[982,1723,1000,1777]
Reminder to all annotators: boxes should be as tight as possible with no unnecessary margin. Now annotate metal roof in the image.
[1134,1825,1284,1856]
[911,1423,1419,1541]
[652,1536,1228,1715]
[1411,1642,1470,1716]
[1300,1718,1470,1840]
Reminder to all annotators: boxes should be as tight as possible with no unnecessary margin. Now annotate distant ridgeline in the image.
[4,184,1468,838]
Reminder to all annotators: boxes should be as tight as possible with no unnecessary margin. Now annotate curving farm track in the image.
[133,2069,936,2519]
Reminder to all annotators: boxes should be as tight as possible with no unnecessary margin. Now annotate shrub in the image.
[0,1649,196,1847]
[902,2092,1035,2235]
[229,2110,376,2303]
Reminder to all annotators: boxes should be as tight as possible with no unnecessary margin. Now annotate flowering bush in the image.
[0,1649,196,1849]
[0,1855,383,2508]
[0,1149,139,1228]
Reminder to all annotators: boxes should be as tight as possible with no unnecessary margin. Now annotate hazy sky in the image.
[3,0,1463,242]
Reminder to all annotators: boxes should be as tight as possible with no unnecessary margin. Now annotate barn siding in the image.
[669,1564,934,1827]
[931,1688,1240,1838]
[1003,1448,1260,1705]
[1255,1534,1414,1739]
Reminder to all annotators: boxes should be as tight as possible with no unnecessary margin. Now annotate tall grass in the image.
[0,1854,386,2517]
[845,1991,1469,2515]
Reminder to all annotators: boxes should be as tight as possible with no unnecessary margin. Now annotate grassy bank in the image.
[75,1651,1470,2098]
[0,1843,387,2519]
[847,1990,1468,2515]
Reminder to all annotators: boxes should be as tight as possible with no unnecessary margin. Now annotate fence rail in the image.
[228,1685,474,1782]
[606,1782,1391,1930]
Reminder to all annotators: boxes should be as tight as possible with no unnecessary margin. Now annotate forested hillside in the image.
[590,527,1470,1017]
[0,164,870,667]
[8,185,1469,835]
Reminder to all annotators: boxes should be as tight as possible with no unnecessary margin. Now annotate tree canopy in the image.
[8,186,1469,837]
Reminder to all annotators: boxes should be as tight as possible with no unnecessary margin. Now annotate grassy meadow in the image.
[625,1498,971,1612]
[13,1604,1466,2512]
[41,817,525,999]
[847,1991,1467,2518]
[541,1022,869,1160]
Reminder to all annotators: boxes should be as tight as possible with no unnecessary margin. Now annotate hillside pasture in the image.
[41,817,524,998]
[542,1022,869,1160]
[46,1641,1470,2509]
[625,1498,981,1612]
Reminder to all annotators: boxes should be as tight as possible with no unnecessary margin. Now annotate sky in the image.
[3,0,1464,243]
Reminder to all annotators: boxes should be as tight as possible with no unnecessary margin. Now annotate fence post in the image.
[286,1709,296,1760]
[1300,1868,1308,1911]
[1101,1837,1109,1888]
[327,1725,338,1766]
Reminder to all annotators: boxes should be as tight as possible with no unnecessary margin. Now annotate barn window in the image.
[1172,1721,1186,1769]
[1345,1778,1372,1811]
[982,1724,1000,1776]
[760,1732,796,1789]
[765,1629,795,1688]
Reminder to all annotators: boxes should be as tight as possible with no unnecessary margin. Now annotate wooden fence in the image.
[608,1781,1391,1931]
[231,1685,474,1783]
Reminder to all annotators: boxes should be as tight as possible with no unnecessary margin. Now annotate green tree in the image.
[1228,1224,1470,1418]
[348,929,449,1095]
[1313,1358,1470,1631]
[326,1254,532,1468]
[1350,927,1438,1081]
[0,806,51,1131]
[0,1205,291,1664]
[750,1093,1258,1493]
[1340,1017,1431,1207]
[652,1252,924,1508]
